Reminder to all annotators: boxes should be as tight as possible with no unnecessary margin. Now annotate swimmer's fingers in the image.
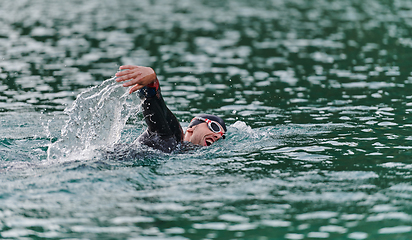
[115,65,157,93]
[119,65,139,70]
[121,76,143,87]
[115,65,155,81]
[115,71,142,82]
[129,84,145,94]
[121,72,155,87]
[116,65,139,79]
[115,65,141,81]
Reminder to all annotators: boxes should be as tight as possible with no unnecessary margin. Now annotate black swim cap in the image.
[188,114,227,132]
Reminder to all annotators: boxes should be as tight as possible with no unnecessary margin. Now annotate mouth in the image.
[205,137,214,146]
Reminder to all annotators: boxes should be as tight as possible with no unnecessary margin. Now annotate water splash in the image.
[47,77,140,161]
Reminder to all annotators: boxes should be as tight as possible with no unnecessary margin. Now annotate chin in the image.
[197,140,207,147]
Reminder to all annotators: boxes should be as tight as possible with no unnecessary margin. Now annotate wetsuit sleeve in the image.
[138,79,183,142]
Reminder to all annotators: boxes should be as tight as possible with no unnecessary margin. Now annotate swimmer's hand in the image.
[115,65,157,94]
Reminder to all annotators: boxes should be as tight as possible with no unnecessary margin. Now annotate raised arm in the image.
[116,65,183,150]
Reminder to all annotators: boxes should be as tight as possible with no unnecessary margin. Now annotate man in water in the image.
[115,65,227,153]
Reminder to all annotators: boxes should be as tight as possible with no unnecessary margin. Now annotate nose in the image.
[214,133,223,140]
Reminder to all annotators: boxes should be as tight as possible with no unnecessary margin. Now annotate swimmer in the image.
[115,65,226,153]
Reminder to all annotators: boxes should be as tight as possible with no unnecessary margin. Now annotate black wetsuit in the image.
[135,79,184,153]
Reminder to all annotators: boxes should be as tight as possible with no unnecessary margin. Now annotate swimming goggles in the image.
[195,117,225,139]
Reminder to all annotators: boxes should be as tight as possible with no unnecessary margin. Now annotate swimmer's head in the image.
[184,114,226,146]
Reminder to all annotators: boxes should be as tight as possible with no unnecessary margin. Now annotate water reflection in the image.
[1,0,412,239]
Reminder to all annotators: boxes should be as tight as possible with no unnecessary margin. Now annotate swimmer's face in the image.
[184,123,225,146]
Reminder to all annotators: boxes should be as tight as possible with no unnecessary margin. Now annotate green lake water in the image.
[1,0,412,239]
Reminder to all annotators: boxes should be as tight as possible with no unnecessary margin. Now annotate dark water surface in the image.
[2,0,412,239]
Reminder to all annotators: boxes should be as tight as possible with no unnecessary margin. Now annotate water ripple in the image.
[1,0,412,239]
